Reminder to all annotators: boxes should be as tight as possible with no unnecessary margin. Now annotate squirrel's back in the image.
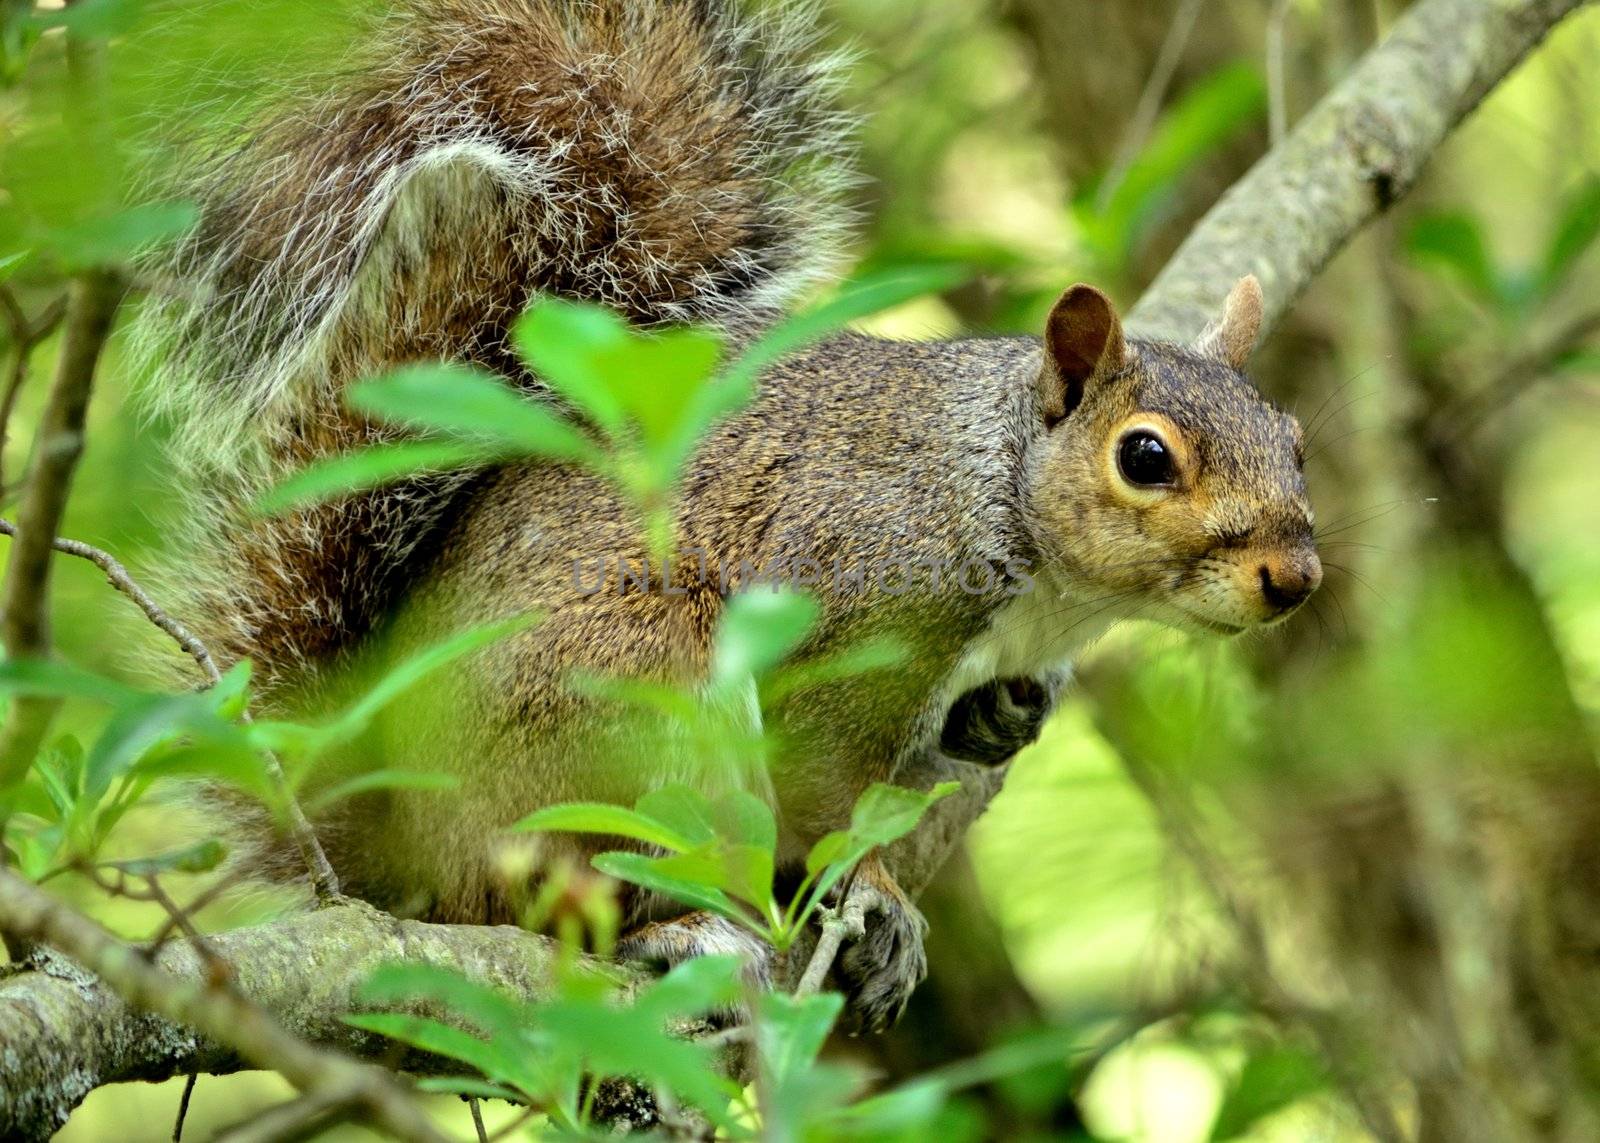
[139,0,856,692]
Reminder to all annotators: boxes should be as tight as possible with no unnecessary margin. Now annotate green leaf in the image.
[633,954,746,1024]
[1080,64,1265,270]
[105,838,227,877]
[128,736,274,802]
[804,830,850,877]
[512,802,696,852]
[413,1077,523,1101]
[802,781,959,910]
[711,588,819,689]
[1208,1047,1327,1141]
[255,439,492,515]
[711,789,778,853]
[592,850,747,923]
[1405,212,1499,302]
[30,0,147,37]
[316,616,536,751]
[848,780,961,851]
[207,660,254,721]
[48,201,197,269]
[305,769,460,814]
[85,692,242,802]
[0,252,28,284]
[723,264,972,391]
[634,786,721,847]
[343,1013,517,1082]
[536,998,739,1127]
[511,299,634,435]
[1540,178,1600,297]
[347,364,599,463]
[653,843,776,915]
[358,962,530,1040]
[758,990,843,1087]
[0,659,137,706]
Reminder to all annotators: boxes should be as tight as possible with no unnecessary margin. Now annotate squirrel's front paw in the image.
[831,856,928,1033]
[940,675,1054,765]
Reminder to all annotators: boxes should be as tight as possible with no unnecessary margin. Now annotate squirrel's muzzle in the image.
[1257,548,1322,616]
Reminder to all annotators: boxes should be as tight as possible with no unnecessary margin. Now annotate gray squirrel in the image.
[139,0,1318,1029]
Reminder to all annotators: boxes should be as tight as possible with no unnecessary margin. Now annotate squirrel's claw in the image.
[832,856,929,1033]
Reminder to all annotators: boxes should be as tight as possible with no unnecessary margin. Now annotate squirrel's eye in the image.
[1117,430,1176,487]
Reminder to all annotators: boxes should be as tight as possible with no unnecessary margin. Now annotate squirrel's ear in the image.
[1193,274,1264,370]
[1043,284,1127,424]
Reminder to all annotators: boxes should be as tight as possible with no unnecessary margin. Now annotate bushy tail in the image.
[138,0,856,693]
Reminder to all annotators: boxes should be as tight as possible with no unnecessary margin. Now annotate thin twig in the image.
[0,517,344,902]
[0,519,220,682]
[1267,0,1295,144]
[1096,0,1207,211]
[147,868,250,958]
[469,1096,489,1143]
[0,869,448,1143]
[794,896,866,998]
[211,1087,351,1143]
[173,1072,197,1142]
[0,289,69,492]
[1445,309,1600,435]
[0,270,123,805]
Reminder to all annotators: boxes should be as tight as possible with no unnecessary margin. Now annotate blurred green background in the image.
[5,0,1600,1139]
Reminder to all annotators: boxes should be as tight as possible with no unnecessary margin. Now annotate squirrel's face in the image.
[1028,278,1320,635]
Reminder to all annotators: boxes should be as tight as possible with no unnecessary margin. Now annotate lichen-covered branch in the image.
[0,876,644,1140]
[1127,0,1589,343]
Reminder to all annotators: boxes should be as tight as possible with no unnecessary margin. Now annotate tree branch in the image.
[1128,0,1589,343]
[0,270,123,803]
[0,878,645,1140]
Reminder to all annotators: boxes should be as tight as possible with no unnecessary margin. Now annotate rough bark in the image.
[0,0,1589,1130]
[0,890,649,1140]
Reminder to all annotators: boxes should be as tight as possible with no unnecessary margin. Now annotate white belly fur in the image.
[941,577,1119,706]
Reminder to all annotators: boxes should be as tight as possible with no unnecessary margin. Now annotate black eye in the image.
[1117,430,1176,487]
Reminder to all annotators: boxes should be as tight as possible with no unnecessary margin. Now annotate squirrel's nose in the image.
[1258,551,1322,614]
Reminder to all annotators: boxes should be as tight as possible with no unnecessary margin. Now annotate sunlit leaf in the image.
[0,659,138,706]
[632,954,746,1024]
[711,588,819,689]
[413,1077,523,1101]
[513,802,696,852]
[343,1013,517,1084]
[758,990,842,1088]
[722,264,972,391]
[592,850,748,924]
[511,299,634,435]
[347,364,599,464]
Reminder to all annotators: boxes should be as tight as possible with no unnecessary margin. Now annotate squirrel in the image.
[138,0,1320,1030]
